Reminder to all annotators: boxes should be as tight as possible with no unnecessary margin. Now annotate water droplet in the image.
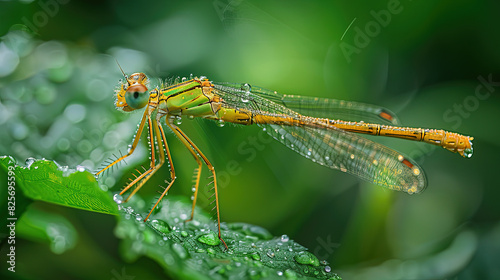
[174,116,182,125]
[412,167,421,176]
[76,165,85,172]
[113,194,123,204]
[251,252,261,261]
[294,251,319,266]
[277,271,283,276]
[464,147,473,158]
[325,265,331,272]
[138,223,146,231]
[198,231,220,246]
[181,77,187,82]
[266,249,275,258]
[188,115,194,120]
[281,234,289,242]
[172,243,187,259]
[216,119,225,127]
[151,219,171,233]
[25,157,36,167]
[284,269,297,279]
[240,83,252,92]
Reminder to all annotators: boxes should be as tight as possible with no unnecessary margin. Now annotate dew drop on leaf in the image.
[294,251,319,266]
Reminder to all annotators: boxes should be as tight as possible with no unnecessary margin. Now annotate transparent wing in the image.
[214,82,399,125]
[211,82,425,193]
[262,123,427,193]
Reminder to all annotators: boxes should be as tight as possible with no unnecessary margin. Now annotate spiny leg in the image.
[186,166,202,223]
[167,122,204,223]
[144,118,176,222]
[119,116,156,200]
[166,120,228,250]
[123,116,169,202]
[96,108,149,176]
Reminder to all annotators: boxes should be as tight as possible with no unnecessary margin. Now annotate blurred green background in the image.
[1,0,499,279]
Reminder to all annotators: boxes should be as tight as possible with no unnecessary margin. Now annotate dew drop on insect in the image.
[217,119,225,127]
[174,116,182,125]
[281,234,289,242]
[188,115,194,120]
[113,194,123,204]
[76,165,85,172]
[181,77,187,82]
[325,266,331,273]
[412,167,421,176]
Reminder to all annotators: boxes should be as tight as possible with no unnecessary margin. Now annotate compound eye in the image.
[125,84,149,109]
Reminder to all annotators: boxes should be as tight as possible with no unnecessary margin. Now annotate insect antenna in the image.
[115,58,127,80]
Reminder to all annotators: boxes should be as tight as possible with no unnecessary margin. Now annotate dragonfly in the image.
[96,71,473,249]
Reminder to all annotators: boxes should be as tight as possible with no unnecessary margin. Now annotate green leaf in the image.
[115,195,342,280]
[17,205,78,254]
[0,156,118,215]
